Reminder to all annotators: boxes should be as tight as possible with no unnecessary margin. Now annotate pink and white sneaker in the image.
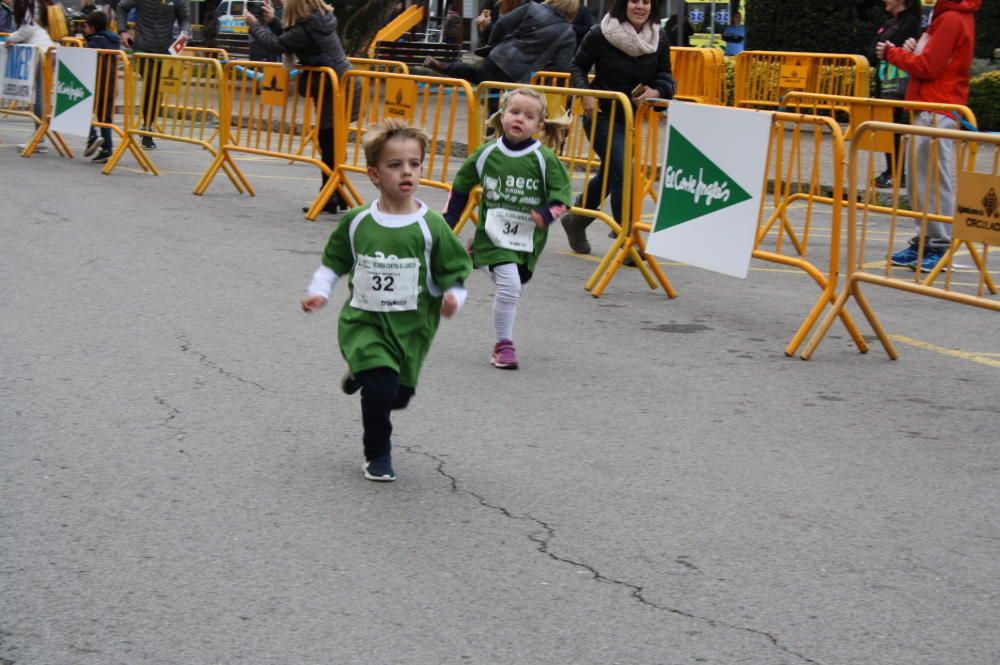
[491,339,518,369]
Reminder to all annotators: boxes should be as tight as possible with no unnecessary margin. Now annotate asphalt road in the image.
[2,121,999,665]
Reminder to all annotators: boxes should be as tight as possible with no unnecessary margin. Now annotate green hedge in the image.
[746,0,997,59]
[968,70,1000,131]
[974,1,1000,59]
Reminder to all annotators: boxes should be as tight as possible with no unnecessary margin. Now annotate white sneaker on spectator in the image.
[16,142,49,153]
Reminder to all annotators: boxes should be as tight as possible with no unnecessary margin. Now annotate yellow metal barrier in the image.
[348,57,409,75]
[105,53,239,188]
[89,48,156,174]
[783,92,977,138]
[803,122,1000,360]
[476,81,674,297]
[530,48,724,105]
[5,46,72,158]
[734,51,869,112]
[194,61,341,217]
[59,36,85,47]
[609,99,867,354]
[670,46,725,105]
[336,69,475,206]
[181,46,231,61]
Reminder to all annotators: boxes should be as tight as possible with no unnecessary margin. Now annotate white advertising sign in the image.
[645,101,773,278]
[49,47,97,137]
[0,44,38,104]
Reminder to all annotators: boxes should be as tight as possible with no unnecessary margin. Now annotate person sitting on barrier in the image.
[443,88,572,370]
[116,0,191,150]
[245,0,353,214]
[877,0,980,273]
[300,119,473,482]
[868,0,921,189]
[82,10,119,163]
[423,0,578,85]
[561,0,674,256]
[5,0,55,154]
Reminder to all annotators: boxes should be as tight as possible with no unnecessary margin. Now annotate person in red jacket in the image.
[876,0,979,273]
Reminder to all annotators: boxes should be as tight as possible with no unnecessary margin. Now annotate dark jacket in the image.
[249,11,352,129]
[570,3,593,49]
[571,23,674,119]
[249,10,349,76]
[487,2,575,83]
[85,28,121,50]
[116,0,191,54]
[869,8,921,98]
[249,6,283,62]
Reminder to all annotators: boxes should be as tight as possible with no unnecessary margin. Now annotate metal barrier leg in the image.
[194,149,254,196]
[305,169,341,220]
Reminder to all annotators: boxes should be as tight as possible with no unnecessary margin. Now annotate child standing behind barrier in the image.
[82,10,119,163]
[300,120,472,482]
[443,88,572,370]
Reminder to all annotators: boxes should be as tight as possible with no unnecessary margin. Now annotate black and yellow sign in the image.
[779,57,812,89]
[159,62,181,94]
[384,79,416,121]
[260,69,289,107]
[954,171,1000,245]
[848,102,895,153]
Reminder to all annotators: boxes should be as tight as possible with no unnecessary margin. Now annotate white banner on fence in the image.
[0,44,38,104]
[646,101,772,279]
[49,48,97,137]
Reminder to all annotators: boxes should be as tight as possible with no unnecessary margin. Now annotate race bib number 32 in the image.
[351,253,421,312]
[485,208,535,253]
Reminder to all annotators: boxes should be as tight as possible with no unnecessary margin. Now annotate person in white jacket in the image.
[4,0,55,152]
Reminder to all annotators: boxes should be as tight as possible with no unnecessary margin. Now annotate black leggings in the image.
[356,367,415,460]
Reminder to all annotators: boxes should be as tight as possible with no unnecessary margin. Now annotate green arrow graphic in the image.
[653,126,752,233]
[54,60,93,117]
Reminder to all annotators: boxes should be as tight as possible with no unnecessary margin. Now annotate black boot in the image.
[561,197,593,254]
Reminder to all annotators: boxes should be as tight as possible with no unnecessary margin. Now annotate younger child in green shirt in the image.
[444,88,573,370]
[301,120,473,482]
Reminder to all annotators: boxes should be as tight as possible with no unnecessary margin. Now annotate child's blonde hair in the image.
[361,119,431,167]
[487,87,571,151]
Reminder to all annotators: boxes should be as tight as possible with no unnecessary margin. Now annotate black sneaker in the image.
[364,454,396,482]
[874,171,893,189]
[91,148,113,163]
[84,135,103,157]
[141,136,156,150]
[341,371,360,395]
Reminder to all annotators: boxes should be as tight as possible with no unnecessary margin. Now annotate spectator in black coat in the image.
[245,0,353,213]
[869,0,921,188]
[561,0,674,254]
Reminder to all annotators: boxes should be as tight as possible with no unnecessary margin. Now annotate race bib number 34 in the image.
[351,253,421,312]
[485,208,535,253]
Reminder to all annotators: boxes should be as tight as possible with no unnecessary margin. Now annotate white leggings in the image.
[484,263,523,343]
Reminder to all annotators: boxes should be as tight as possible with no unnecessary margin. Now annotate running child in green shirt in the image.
[444,88,573,370]
[301,120,473,482]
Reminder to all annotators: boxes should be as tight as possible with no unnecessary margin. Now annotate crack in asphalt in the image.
[401,444,822,665]
[153,396,186,441]
[178,335,266,391]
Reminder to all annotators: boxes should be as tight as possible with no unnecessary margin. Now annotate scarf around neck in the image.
[601,14,658,56]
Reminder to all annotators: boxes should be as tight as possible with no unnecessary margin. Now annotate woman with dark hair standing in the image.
[869,0,921,189]
[245,0,352,213]
[561,0,674,254]
[5,0,55,153]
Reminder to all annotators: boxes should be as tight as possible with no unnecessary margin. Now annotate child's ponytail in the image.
[488,87,572,151]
